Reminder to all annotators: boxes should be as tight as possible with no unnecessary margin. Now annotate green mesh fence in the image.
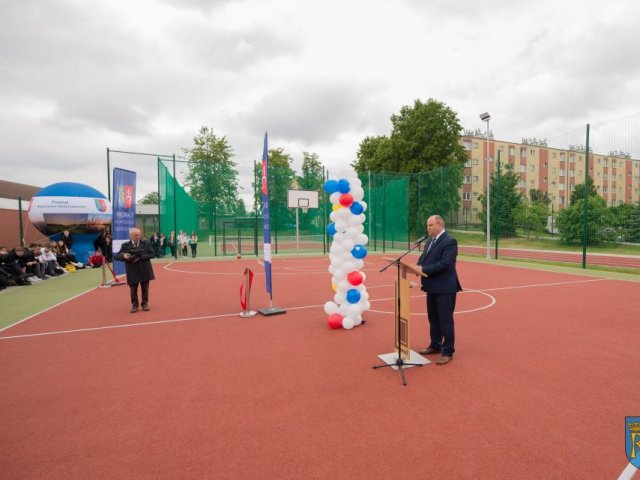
[158,160,198,240]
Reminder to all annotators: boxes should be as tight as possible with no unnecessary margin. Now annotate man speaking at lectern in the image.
[416,215,462,365]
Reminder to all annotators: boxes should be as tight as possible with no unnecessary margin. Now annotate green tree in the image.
[556,195,610,245]
[529,188,551,208]
[253,148,296,236]
[352,135,391,172]
[184,126,244,217]
[138,191,159,205]
[296,152,324,234]
[352,98,467,234]
[570,176,598,204]
[478,163,522,238]
[297,152,323,191]
[516,202,548,238]
[609,203,640,242]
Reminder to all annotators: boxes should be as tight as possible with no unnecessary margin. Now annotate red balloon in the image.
[327,313,343,329]
[339,193,354,207]
[347,270,363,286]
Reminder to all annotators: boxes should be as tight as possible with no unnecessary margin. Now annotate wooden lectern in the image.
[383,257,427,361]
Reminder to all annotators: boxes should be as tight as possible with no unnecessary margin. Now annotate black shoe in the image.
[130,306,139,313]
[141,304,150,311]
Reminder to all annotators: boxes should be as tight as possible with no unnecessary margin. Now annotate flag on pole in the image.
[261,132,273,299]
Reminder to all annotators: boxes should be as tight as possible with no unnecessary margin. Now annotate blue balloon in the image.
[324,179,339,194]
[337,179,350,193]
[350,202,364,215]
[327,222,337,236]
[351,244,367,259]
[346,289,361,304]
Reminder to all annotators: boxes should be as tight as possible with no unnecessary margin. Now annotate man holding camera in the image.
[115,228,155,313]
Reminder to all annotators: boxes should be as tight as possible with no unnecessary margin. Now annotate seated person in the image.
[89,249,106,268]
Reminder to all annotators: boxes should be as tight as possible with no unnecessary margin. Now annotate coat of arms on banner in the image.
[626,417,640,468]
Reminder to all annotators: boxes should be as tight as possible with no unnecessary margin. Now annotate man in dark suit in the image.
[114,228,155,313]
[416,215,462,365]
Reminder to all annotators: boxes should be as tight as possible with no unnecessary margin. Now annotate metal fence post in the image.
[582,124,590,269]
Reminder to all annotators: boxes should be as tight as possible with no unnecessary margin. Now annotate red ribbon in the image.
[240,268,254,310]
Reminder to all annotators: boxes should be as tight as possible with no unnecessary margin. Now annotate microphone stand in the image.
[373,238,427,386]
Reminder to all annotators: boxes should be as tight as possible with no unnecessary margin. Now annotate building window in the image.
[543,177,548,183]
[473,159,479,165]
[569,170,574,177]
[569,154,575,163]
[498,145,504,151]
[604,159,609,166]
[519,179,526,187]
[559,196,565,204]
[604,174,608,180]
[570,184,575,191]
[559,183,565,191]
[509,147,515,156]
[530,180,535,186]
[464,175,471,184]
[473,142,479,149]
[520,164,526,173]
[543,162,548,167]
[603,187,608,193]
[530,164,536,171]
[559,169,565,177]
[463,141,472,150]
[552,167,557,174]
[520,147,527,157]
[578,170,582,176]
[464,161,471,168]
[472,192,479,199]
[473,175,479,182]
[530,149,535,156]
[560,153,565,161]
[463,192,471,200]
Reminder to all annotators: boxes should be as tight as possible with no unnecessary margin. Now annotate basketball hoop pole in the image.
[295,207,300,256]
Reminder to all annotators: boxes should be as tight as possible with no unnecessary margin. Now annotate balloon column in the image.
[323,176,370,330]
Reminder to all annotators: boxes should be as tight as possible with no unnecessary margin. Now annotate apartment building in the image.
[459,135,640,223]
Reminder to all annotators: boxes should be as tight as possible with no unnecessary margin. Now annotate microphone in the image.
[414,235,428,245]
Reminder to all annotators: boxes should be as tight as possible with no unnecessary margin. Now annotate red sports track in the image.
[0,255,638,479]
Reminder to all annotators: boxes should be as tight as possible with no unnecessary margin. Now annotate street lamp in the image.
[480,112,491,258]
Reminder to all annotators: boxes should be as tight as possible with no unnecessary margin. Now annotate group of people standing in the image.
[149,230,198,259]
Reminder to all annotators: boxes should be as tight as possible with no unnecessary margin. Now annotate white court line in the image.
[369,289,496,316]
[0,276,612,341]
[618,463,638,480]
[0,311,242,340]
[0,287,99,334]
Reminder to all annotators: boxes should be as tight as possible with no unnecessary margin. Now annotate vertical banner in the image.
[261,133,273,299]
[112,168,137,275]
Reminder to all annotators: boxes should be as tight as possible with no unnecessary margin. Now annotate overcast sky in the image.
[2,0,639,205]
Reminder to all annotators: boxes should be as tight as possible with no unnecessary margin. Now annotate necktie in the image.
[426,238,437,255]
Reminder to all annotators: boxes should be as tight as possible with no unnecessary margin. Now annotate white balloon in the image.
[355,224,364,234]
[361,272,367,282]
[339,303,349,315]
[324,302,339,315]
[337,207,351,220]
[357,234,369,245]
[343,239,355,252]
[347,304,361,318]
[330,211,339,222]
[352,178,362,188]
[335,220,348,232]
[360,291,369,301]
[348,215,364,227]
[334,292,346,304]
[352,186,365,201]
[359,201,367,212]
[363,301,371,310]
[337,280,349,291]
[353,259,364,270]
[334,232,345,243]
[330,192,341,204]
[342,317,355,330]
[353,315,363,326]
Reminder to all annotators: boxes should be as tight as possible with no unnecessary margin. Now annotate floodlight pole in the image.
[481,113,491,259]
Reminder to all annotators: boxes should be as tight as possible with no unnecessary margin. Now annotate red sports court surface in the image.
[0,255,638,479]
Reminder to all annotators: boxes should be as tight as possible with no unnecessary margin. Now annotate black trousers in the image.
[426,292,457,356]
[190,243,197,257]
[129,281,150,307]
